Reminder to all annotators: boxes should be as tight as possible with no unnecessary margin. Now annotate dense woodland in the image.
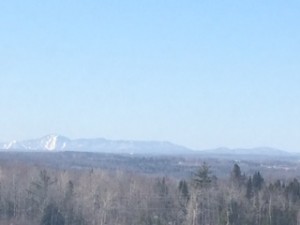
[1,161,300,225]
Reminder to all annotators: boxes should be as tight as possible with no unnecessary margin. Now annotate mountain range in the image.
[0,134,192,155]
[199,147,289,156]
[0,134,291,156]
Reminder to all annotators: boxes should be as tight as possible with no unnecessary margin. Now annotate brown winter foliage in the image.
[0,161,300,225]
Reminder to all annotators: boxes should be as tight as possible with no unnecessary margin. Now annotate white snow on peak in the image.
[3,140,16,149]
[44,135,58,151]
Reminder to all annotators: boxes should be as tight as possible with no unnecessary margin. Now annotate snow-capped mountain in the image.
[0,135,290,156]
[0,134,71,151]
[0,134,192,154]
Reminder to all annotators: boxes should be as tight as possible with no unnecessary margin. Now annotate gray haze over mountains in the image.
[0,134,291,156]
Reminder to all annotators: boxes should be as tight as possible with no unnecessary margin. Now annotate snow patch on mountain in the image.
[4,140,17,149]
[44,135,57,151]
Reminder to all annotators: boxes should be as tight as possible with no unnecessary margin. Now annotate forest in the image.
[1,159,300,225]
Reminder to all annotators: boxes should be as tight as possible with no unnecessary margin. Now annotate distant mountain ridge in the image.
[0,134,291,156]
[0,134,192,155]
[199,147,289,156]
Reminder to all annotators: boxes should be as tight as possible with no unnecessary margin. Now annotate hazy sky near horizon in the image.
[1,1,300,151]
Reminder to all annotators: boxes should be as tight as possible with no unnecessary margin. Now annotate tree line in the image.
[0,162,300,225]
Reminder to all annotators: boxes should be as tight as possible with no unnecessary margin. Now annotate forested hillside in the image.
[0,162,300,225]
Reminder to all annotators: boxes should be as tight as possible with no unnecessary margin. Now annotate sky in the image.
[0,0,300,151]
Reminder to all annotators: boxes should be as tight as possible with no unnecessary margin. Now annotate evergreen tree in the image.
[178,180,189,200]
[285,178,300,203]
[192,162,212,189]
[246,177,253,199]
[41,203,65,225]
[231,164,243,186]
[252,171,264,192]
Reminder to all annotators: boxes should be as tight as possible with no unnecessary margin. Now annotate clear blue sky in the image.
[1,0,300,151]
